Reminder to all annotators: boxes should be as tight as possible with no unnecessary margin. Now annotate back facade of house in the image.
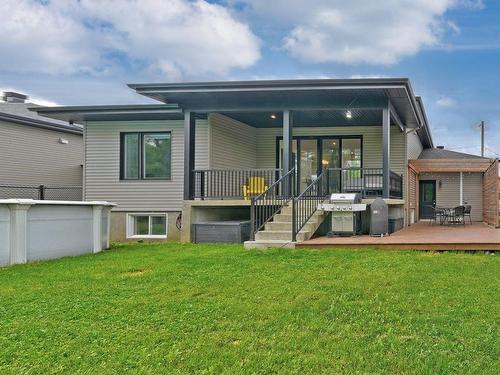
[33,79,499,244]
[0,92,84,200]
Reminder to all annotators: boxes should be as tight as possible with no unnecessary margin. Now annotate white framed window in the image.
[126,213,168,239]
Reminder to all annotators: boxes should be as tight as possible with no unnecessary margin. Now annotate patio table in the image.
[436,207,453,225]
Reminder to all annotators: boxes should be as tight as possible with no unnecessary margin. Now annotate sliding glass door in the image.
[278,136,361,193]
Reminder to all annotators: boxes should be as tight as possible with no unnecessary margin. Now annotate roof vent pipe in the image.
[2,92,28,103]
[436,145,445,149]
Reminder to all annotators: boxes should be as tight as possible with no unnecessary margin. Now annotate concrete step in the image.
[265,221,316,232]
[244,240,296,250]
[280,204,322,215]
[255,230,309,242]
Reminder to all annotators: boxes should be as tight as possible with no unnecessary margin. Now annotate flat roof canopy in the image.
[30,104,184,123]
[128,78,424,129]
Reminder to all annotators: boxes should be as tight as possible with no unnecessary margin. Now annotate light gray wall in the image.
[407,130,423,160]
[0,120,83,186]
[27,205,94,261]
[84,119,208,212]
[0,206,9,265]
[419,172,483,221]
[209,113,257,169]
[255,125,406,175]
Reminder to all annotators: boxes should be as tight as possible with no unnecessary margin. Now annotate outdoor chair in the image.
[464,204,472,224]
[432,206,446,225]
[242,176,268,200]
[448,205,466,225]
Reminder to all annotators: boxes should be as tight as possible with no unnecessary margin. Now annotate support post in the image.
[283,110,293,197]
[382,106,391,198]
[184,111,196,200]
[92,205,103,253]
[8,203,34,265]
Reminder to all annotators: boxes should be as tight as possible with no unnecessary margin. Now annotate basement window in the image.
[127,213,167,239]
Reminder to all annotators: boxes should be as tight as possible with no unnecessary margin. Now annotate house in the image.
[32,78,499,245]
[0,92,84,200]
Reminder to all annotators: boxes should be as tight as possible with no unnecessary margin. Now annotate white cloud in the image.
[436,96,457,108]
[0,0,260,78]
[238,0,483,65]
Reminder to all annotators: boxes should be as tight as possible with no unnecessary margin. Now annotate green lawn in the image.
[0,243,498,374]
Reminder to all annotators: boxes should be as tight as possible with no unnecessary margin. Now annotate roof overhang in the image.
[409,158,496,173]
[0,111,82,135]
[30,104,183,124]
[128,78,425,129]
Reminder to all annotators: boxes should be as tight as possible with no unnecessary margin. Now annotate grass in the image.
[0,243,498,374]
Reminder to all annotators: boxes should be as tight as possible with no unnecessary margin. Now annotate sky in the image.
[1,0,499,157]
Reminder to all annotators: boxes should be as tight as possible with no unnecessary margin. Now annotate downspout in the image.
[459,171,463,205]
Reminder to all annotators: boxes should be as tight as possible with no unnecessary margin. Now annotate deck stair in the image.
[244,203,328,249]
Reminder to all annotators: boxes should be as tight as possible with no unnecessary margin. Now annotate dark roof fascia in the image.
[128,77,426,128]
[128,77,413,91]
[30,104,183,123]
[0,111,82,135]
[415,96,434,148]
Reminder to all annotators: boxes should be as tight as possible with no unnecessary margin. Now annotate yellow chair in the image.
[242,176,268,200]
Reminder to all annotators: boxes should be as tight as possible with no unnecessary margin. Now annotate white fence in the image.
[0,199,115,266]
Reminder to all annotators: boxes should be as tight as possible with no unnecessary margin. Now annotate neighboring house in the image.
[0,92,84,200]
[32,78,500,244]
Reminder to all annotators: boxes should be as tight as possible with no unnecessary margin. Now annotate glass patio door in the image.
[278,137,361,194]
[321,139,341,193]
[298,140,318,192]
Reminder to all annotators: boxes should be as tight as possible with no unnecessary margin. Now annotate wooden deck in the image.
[298,221,500,251]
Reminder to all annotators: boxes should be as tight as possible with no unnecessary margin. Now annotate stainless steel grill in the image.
[319,193,366,236]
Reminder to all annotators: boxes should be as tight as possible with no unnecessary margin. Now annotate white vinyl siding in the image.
[0,120,83,186]
[209,113,257,169]
[84,119,208,211]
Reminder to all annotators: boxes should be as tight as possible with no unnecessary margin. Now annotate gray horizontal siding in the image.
[407,130,423,160]
[420,172,483,221]
[84,119,208,211]
[463,172,483,221]
[209,113,257,169]
[0,119,83,186]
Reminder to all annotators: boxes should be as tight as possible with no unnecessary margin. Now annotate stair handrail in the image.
[250,168,296,240]
[292,169,330,242]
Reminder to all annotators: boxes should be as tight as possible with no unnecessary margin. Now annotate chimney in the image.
[2,92,28,103]
[436,145,445,149]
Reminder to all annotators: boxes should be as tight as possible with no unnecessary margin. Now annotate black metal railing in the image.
[193,168,282,199]
[292,169,330,242]
[250,168,296,240]
[0,184,83,201]
[327,168,403,199]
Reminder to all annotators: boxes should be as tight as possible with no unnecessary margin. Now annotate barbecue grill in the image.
[319,193,366,236]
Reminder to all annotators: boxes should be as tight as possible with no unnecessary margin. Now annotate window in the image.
[121,132,171,180]
[127,213,167,238]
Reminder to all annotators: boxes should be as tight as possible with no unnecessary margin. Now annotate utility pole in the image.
[479,120,485,157]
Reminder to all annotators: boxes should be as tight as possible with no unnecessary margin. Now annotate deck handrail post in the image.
[250,197,256,241]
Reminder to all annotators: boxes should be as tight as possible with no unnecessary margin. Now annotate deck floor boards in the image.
[298,221,500,250]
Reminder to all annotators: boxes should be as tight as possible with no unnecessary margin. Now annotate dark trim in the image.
[184,111,196,200]
[120,131,172,181]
